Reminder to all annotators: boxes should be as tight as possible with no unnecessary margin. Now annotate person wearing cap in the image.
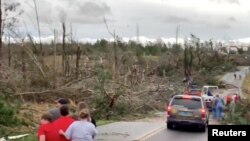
[49,98,69,122]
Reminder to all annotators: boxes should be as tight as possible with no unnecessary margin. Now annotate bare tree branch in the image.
[33,0,42,54]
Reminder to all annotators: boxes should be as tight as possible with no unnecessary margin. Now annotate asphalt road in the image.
[222,66,249,98]
[146,128,208,141]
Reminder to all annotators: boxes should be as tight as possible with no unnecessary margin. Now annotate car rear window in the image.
[171,98,202,109]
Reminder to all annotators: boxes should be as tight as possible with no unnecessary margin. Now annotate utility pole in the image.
[53,29,57,89]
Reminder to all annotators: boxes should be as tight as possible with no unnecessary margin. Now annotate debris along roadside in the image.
[0,134,30,141]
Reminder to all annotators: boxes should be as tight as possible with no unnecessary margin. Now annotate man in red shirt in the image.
[54,105,75,141]
[38,113,59,141]
[226,95,232,106]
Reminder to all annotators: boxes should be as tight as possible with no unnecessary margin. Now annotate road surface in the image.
[94,67,248,141]
[145,67,249,141]
[221,66,249,98]
[146,128,207,141]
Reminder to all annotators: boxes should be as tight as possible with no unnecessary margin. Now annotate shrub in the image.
[0,98,20,136]
[113,100,131,115]
[205,76,219,85]
[156,64,174,76]
[222,100,250,125]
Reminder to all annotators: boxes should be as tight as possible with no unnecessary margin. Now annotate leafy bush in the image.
[113,100,131,115]
[222,100,250,125]
[0,98,20,136]
[205,76,219,85]
[156,64,174,76]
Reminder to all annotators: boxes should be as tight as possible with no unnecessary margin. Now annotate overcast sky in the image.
[10,0,250,40]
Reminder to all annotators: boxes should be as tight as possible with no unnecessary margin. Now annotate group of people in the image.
[212,93,240,121]
[212,95,224,121]
[37,98,97,141]
[234,73,242,80]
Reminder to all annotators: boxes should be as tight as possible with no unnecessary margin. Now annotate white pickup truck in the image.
[201,85,219,110]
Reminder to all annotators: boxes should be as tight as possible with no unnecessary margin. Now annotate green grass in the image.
[97,120,116,126]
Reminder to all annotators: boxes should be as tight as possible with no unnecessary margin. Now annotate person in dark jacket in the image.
[49,98,69,122]
[207,90,213,96]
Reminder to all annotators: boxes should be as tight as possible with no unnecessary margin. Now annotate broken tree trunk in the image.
[22,43,46,78]
[53,30,57,89]
[8,35,11,67]
[21,43,26,81]
[62,22,66,76]
[76,45,81,78]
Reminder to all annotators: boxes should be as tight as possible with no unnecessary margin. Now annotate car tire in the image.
[167,122,173,129]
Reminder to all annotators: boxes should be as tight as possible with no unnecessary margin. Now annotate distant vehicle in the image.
[201,86,219,109]
[166,95,209,132]
[184,88,202,97]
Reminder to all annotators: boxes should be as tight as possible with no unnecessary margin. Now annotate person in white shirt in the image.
[59,109,97,141]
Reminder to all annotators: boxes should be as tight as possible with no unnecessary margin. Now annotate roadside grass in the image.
[97,120,116,126]
[222,72,250,125]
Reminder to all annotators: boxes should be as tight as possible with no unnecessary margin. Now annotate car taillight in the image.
[201,108,206,119]
[167,106,172,116]
[182,95,192,99]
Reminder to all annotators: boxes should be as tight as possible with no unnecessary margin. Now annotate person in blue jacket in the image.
[215,95,224,121]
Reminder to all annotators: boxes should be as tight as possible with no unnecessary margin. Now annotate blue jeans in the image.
[216,105,223,120]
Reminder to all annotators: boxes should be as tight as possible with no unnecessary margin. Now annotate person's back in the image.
[66,121,97,141]
[54,116,75,141]
[207,90,213,96]
[37,113,59,141]
[60,109,97,141]
[217,97,223,106]
[38,123,59,141]
[234,94,240,103]
[54,105,75,141]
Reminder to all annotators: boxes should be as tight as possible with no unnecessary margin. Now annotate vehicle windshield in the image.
[171,98,202,109]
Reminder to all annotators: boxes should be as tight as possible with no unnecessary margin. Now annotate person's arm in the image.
[90,124,98,138]
[38,126,46,141]
[39,135,46,141]
[91,117,97,127]
[64,123,74,140]
[59,129,66,136]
